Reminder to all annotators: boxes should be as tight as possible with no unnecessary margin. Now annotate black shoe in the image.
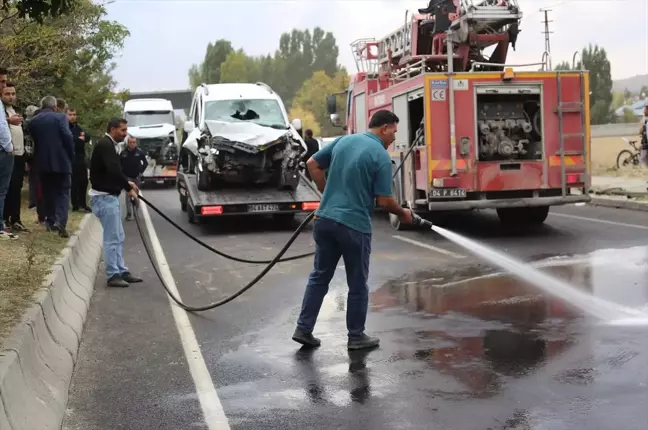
[107,275,129,288]
[81,206,92,213]
[53,224,69,238]
[121,272,143,283]
[348,334,380,350]
[292,328,321,348]
[72,207,79,212]
[11,221,30,233]
[125,215,133,221]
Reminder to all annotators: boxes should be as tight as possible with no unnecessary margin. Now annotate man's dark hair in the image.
[106,117,127,133]
[305,129,313,138]
[368,110,399,128]
[68,107,76,112]
[3,82,15,89]
[0,67,8,75]
[56,98,67,110]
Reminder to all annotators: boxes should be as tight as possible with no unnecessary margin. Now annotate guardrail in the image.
[591,122,642,138]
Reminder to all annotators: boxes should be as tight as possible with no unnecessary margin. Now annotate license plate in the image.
[429,188,466,198]
[156,180,164,184]
[247,204,279,213]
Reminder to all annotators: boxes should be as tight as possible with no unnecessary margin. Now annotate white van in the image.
[123,98,179,185]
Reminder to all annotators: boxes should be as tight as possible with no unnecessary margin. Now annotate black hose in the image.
[133,199,315,312]
[132,136,421,312]
[137,194,314,263]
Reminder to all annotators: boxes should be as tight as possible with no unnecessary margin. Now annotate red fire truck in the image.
[326,0,591,230]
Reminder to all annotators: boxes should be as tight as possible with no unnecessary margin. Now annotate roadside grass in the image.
[0,188,85,344]
[591,136,648,178]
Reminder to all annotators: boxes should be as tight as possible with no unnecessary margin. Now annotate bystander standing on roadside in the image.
[2,82,29,232]
[23,105,40,215]
[27,95,75,238]
[89,118,143,288]
[68,108,91,213]
[120,135,147,221]
[56,98,68,114]
[0,66,16,240]
[302,129,320,181]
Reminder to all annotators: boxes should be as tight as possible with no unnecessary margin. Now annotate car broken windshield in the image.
[204,99,287,129]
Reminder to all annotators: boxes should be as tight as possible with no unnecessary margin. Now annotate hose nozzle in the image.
[411,212,433,229]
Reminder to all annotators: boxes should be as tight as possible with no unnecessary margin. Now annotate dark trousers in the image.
[296,217,372,338]
[40,172,71,228]
[71,161,89,209]
[3,154,25,224]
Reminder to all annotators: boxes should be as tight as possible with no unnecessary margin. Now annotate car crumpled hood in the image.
[204,119,289,147]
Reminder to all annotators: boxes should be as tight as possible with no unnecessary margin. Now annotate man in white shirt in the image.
[0,67,17,240]
[2,82,29,232]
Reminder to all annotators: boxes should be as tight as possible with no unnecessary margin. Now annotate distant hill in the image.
[613,74,648,93]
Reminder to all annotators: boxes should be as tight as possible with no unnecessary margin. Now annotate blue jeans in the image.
[296,217,372,338]
[0,151,14,231]
[90,194,128,279]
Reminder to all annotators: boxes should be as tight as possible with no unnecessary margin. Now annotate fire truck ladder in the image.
[449,0,523,42]
[556,51,587,197]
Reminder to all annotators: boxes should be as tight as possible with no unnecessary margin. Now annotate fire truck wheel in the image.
[496,206,549,226]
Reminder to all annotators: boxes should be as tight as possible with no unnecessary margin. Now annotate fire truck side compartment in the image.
[474,85,543,162]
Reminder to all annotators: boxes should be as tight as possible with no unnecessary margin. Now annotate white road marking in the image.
[550,212,648,230]
[392,235,466,259]
[139,192,231,430]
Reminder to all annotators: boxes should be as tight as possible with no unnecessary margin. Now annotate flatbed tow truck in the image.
[176,170,321,224]
[176,82,321,224]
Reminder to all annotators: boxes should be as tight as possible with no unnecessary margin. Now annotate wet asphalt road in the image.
[63,189,648,430]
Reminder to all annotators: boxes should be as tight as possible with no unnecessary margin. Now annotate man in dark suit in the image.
[27,95,75,238]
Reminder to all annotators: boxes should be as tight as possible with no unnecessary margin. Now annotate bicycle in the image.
[616,138,643,169]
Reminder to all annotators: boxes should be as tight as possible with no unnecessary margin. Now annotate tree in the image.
[219,49,261,83]
[0,0,128,136]
[554,61,571,71]
[579,44,613,124]
[188,39,233,88]
[276,27,340,108]
[640,85,648,98]
[293,70,349,137]
[1,0,72,23]
[289,105,320,136]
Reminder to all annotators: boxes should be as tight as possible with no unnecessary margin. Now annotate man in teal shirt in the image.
[293,110,414,350]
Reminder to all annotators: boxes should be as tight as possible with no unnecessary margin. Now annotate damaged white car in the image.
[181,83,308,191]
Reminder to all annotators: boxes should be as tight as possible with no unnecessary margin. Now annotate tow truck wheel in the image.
[180,194,188,212]
[496,206,549,226]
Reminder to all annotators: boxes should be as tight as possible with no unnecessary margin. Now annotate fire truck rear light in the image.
[201,206,223,215]
[302,202,319,211]
[432,178,460,188]
[566,174,580,184]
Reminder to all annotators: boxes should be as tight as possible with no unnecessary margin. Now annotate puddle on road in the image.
[214,246,648,428]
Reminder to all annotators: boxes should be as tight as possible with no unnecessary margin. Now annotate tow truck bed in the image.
[176,171,321,223]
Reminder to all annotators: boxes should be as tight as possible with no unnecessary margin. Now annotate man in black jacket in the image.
[120,135,147,220]
[89,117,142,288]
[68,108,91,212]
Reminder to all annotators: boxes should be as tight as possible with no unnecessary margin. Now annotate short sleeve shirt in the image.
[313,132,392,234]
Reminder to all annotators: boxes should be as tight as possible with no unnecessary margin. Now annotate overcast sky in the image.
[105,0,648,92]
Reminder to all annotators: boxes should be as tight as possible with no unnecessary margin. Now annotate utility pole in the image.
[540,8,553,70]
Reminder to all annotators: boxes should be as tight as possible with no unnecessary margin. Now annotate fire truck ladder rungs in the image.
[556,65,587,197]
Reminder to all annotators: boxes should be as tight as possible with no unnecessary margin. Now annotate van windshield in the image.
[125,110,174,127]
[203,99,287,129]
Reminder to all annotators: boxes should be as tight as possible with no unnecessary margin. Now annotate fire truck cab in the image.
[327,0,591,230]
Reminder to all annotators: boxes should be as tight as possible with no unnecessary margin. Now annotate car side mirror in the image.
[291,118,302,130]
[326,95,337,115]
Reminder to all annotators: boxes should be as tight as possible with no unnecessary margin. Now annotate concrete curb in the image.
[589,195,648,212]
[0,214,103,430]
